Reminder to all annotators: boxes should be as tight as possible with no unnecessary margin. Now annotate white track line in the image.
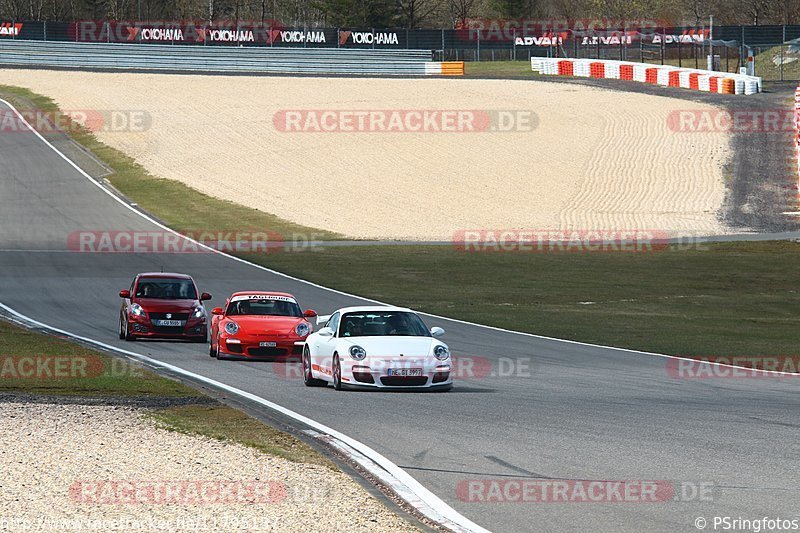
[0,302,488,533]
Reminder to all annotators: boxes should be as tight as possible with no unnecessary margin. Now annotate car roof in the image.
[137,272,193,280]
[229,291,296,298]
[333,306,414,315]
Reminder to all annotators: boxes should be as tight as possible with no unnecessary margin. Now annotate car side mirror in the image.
[318,327,334,337]
[430,327,445,337]
[119,290,130,298]
[304,309,317,318]
[200,292,212,301]
[211,307,224,316]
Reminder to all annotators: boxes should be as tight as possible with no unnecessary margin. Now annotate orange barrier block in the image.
[620,64,634,80]
[590,62,605,78]
[645,68,659,84]
[709,77,719,92]
[721,78,735,94]
[668,71,680,87]
[440,61,465,76]
[558,60,574,76]
[689,73,700,90]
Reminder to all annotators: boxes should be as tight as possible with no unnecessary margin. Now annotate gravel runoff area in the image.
[0,69,733,240]
[0,402,414,532]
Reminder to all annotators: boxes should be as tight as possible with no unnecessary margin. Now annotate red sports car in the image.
[118,272,211,342]
[210,291,316,360]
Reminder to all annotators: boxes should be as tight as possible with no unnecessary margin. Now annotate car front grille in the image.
[432,371,450,383]
[380,376,428,387]
[150,326,186,335]
[247,347,288,357]
[149,312,190,320]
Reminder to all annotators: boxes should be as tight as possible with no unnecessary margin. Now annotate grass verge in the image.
[464,60,540,77]
[0,318,331,466]
[1,85,797,359]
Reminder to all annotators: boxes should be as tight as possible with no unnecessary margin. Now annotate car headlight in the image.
[433,345,450,361]
[349,345,367,360]
[224,321,239,335]
[295,322,311,337]
[192,306,206,319]
[129,303,145,317]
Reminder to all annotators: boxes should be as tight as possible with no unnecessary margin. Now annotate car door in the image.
[316,312,340,375]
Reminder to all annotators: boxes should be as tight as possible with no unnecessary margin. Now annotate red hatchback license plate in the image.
[387,368,423,377]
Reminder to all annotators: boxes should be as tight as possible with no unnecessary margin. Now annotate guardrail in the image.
[531,58,761,95]
[0,40,464,76]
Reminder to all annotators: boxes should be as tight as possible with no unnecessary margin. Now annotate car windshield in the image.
[226,298,302,317]
[339,311,430,337]
[135,278,197,300]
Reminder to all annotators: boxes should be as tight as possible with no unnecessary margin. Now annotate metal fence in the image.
[2,20,800,80]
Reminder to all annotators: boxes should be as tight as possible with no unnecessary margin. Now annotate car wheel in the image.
[302,346,325,387]
[123,317,135,341]
[118,315,125,340]
[332,354,343,391]
[209,336,217,357]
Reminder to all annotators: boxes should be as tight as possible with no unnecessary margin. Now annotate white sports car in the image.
[301,306,453,391]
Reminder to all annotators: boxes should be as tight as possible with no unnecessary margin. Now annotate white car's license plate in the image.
[388,368,423,377]
[259,341,277,347]
[154,320,183,327]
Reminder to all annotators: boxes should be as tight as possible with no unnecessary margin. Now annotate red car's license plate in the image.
[154,319,183,327]
[388,368,423,377]
[259,341,277,347]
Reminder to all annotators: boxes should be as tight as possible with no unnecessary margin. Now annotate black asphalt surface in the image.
[1,98,799,533]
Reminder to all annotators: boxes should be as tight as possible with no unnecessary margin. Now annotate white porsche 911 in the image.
[301,306,452,391]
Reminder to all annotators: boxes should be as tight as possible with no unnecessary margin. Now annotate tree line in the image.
[2,0,797,29]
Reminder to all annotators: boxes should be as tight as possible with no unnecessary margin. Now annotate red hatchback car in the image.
[118,272,211,342]
[210,291,316,360]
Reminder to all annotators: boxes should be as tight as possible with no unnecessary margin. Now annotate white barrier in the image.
[531,58,761,95]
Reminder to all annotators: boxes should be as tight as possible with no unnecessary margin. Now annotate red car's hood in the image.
[134,298,198,313]
[225,315,305,334]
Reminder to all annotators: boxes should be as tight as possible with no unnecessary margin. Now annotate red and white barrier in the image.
[795,86,800,187]
[531,58,761,95]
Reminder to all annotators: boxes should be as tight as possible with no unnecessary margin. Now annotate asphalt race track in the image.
[1,99,799,532]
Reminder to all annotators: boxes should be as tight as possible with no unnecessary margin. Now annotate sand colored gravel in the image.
[0,70,732,240]
[0,402,412,531]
